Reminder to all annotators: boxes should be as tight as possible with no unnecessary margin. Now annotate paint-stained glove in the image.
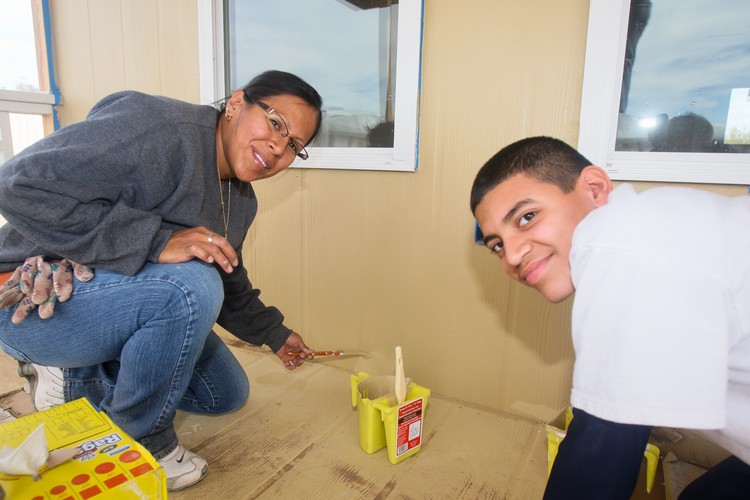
[0,256,94,324]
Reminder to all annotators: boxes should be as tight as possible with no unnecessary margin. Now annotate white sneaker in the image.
[158,444,208,491]
[18,362,64,411]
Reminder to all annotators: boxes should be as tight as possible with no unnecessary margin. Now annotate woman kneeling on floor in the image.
[0,69,321,492]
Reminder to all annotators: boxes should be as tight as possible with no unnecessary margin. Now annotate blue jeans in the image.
[0,261,249,459]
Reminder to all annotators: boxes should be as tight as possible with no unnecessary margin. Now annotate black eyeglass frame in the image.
[244,95,309,160]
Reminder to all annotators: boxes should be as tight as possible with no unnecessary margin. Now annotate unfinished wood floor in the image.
[0,340,550,499]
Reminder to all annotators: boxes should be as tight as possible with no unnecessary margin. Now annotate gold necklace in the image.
[217,166,231,239]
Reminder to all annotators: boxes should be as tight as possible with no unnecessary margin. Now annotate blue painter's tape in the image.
[474,222,484,244]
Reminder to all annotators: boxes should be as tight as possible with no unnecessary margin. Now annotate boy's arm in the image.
[544,408,651,500]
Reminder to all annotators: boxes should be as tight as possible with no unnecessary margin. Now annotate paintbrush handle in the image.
[289,350,344,357]
[395,346,406,404]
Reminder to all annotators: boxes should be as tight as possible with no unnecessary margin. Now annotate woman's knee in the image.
[222,371,250,413]
[169,261,224,307]
[185,331,249,413]
[208,341,249,413]
[146,262,224,327]
[180,367,249,414]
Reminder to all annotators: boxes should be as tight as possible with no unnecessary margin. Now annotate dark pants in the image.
[544,409,651,500]
[544,408,750,500]
[679,455,750,500]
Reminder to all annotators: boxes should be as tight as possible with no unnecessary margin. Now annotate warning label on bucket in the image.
[395,397,424,457]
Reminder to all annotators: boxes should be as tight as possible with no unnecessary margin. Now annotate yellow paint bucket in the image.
[350,371,431,464]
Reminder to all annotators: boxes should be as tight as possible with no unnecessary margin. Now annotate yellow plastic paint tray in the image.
[350,371,431,464]
[545,406,660,494]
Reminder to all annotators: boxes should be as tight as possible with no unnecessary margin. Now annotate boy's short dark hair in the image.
[470,136,593,214]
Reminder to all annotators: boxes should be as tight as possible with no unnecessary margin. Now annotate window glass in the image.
[579,0,750,184]
[616,0,750,154]
[0,0,40,91]
[0,0,52,169]
[226,0,398,149]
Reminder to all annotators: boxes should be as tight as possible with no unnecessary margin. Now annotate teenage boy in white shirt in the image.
[470,136,750,499]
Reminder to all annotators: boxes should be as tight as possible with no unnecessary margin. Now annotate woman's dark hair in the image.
[470,136,593,214]
[220,70,323,143]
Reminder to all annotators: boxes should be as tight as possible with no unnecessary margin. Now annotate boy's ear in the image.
[579,165,613,208]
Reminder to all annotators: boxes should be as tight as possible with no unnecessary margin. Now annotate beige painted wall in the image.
[50,0,199,124]
[47,0,748,424]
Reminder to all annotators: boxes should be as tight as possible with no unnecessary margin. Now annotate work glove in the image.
[0,256,94,324]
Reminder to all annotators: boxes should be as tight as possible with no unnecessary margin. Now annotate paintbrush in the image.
[289,350,345,358]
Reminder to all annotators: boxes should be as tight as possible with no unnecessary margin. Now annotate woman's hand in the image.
[276,331,314,371]
[159,227,239,274]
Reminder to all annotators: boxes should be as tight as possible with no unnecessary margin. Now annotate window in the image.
[0,0,56,166]
[198,0,424,171]
[579,0,750,184]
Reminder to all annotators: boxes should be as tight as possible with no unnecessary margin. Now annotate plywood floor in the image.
[0,339,550,499]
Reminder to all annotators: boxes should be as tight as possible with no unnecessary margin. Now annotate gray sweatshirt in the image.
[0,91,291,351]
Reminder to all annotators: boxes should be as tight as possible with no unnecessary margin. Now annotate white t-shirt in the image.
[569,183,750,464]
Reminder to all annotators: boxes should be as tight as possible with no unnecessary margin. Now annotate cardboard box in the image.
[0,398,166,499]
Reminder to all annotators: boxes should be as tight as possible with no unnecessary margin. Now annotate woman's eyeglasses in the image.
[245,95,309,160]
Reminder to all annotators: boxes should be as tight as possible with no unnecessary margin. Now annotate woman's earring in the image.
[225,113,232,121]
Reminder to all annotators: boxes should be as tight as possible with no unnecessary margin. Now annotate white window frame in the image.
[578,0,750,185]
[0,90,54,162]
[0,0,57,166]
[197,0,424,172]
